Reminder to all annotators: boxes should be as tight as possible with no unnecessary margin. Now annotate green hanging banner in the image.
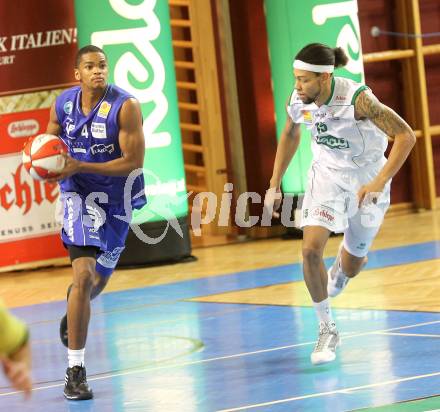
[264,0,364,194]
[74,0,191,264]
[74,0,188,223]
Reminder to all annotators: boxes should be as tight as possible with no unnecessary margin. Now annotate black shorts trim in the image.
[66,245,100,262]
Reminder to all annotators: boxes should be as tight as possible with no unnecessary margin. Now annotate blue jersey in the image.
[55,84,146,209]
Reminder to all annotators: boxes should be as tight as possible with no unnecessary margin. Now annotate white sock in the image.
[313,298,334,325]
[68,348,85,368]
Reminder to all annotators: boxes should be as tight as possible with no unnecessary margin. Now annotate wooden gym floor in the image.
[1,209,440,411]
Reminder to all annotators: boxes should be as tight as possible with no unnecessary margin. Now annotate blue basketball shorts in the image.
[60,192,131,277]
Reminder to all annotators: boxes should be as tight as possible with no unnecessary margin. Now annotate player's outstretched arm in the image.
[354,90,416,205]
[266,116,301,216]
[270,116,301,190]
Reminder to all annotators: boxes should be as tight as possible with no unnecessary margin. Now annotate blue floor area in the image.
[1,241,440,411]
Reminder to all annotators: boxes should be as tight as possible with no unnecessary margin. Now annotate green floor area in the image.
[357,395,440,411]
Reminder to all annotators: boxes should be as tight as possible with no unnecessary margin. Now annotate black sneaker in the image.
[64,365,93,400]
[59,284,72,347]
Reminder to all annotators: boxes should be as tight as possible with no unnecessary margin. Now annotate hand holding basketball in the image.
[46,154,81,182]
[22,134,67,181]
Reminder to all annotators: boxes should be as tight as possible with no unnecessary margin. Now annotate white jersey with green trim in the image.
[287,76,388,170]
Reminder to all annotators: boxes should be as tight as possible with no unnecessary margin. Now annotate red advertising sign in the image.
[0,154,65,267]
[0,0,77,96]
[0,0,77,267]
[0,138,67,267]
[0,108,50,154]
[0,109,67,267]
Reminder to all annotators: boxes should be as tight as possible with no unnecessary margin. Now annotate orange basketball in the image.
[22,137,33,175]
[22,134,67,181]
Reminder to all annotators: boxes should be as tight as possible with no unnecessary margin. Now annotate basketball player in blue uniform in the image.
[46,45,146,400]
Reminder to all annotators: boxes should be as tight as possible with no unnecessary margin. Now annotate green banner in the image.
[74,0,188,223]
[264,0,364,194]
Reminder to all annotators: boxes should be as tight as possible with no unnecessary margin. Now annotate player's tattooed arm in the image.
[354,90,414,140]
[354,90,416,207]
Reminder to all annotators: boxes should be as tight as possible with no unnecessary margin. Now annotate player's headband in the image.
[293,59,334,73]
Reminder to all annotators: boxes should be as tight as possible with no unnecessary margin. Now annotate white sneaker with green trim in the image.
[311,321,340,365]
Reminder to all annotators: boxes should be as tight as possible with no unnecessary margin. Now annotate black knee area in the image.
[67,245,99,262]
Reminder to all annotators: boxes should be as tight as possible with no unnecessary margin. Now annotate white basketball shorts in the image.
[300,161,391,257]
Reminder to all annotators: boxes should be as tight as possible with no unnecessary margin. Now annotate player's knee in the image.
[73,269,94,293]
[302,246,323,265]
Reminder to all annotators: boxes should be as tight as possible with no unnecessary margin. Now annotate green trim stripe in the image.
[324,77,336,106]
[351,85,370,105]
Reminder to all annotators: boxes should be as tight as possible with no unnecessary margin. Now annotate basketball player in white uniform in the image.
[268,43,416,365]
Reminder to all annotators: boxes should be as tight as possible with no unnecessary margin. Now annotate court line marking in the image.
[370,319,440,331]
[379,332,440,338]
[217,371,440,412]
[1,318,440,398]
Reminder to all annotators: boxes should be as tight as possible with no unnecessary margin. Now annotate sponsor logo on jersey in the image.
[65,117,76,139]
[91,122,107,139]
[315,111,340,121]
[302,110,312,123]
[356,242,367,250]
[315,112,327,120]
[311,206,335,225]
[91,143,115,155]
[335,95,346,102]
[70,142,86,153]
[85,204,104,233]
[97,101,111,119]
[97,246,125,269]
[316,135,349,149]
[64,101,73,115]
[66,197,75,242]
